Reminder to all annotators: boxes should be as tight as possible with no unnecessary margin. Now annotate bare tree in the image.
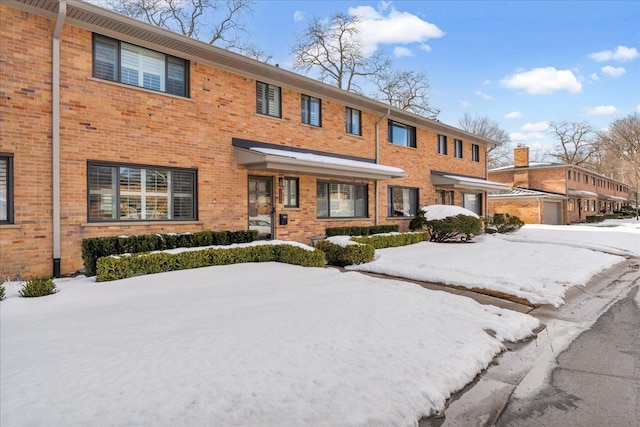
[291,12,439,117]
[106,0,271,61]
[372,70,439,118]
[457,113,511,169]
[291,13,390,92]
[597,113,640,215]
[548,121,597,166]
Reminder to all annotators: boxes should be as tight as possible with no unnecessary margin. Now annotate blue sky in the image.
[246,0,640,157]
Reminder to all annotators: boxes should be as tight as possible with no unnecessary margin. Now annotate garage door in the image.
[543,201,562,225]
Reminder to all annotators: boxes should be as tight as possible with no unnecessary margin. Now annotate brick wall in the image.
[0,6,489,278]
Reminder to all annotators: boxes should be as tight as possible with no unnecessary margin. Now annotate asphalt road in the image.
[495,286,640,427]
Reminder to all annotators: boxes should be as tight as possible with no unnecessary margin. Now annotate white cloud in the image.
[348,5,445,56]
[500,67,582,95]
[293,10,305,22]
[590,73,599,81]
[460,100,471,108]
[394,46,414,57]
[509,132,546,142]
[521,121,549,132]
[419,44,432,53]
[505,111,522,119]
[474,90,493,100]
[601,65,626,78]
[588,45,639,63]
[585,105,617,115]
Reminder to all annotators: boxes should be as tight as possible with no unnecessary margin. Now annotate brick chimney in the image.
[513,145,530,188]
[514,145,529,168]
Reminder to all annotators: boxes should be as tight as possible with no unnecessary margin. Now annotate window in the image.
[283,178,299,208]
[568,198,575,212]
[472,144,480,162]
[454,139,463,158]
[592,176,596,185]
[0,154,13,224]
[88,163,196,221]
[388,187,418,217]
[437,135,447,155]
[462,193,482,216]
[301,95,321,126]
[345,107,361,135]
[93,34,188,97]
[256,81,281,117]
[436,190,454,205]
[317,181,367,218]
[584,174,588,184]
[388,120,416,148]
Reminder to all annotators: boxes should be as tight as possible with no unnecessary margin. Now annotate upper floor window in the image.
[0,153,13,224]
[388,187,418,217]
[388,120,416,148]
[283,177,299,208]
[437,135,447,155]
[88,162,196,222]
[472,144,480,162]
[454,139,463,158]
[93,34,188,97]
[317,181,367,218]
[301,95,321,126]
[345,107,361,135]
[256,81,281,118]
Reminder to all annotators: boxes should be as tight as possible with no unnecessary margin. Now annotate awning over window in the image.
[488,188,567,200]
[431,172,510,192]
[567,190,598,198]
[233,139,407,181]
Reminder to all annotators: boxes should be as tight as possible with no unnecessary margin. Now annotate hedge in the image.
[410,212,482,242]
[586,215,605,223]
[325,225,399,237]
[314,240,375,267]
[83,230,258,276]
[351,232,429,249]
[96,244,325,281]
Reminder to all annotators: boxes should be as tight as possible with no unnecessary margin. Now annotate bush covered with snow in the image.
[18,278,58,298]
[315,240,375,267]
[409,205,481,242]
[486,213,524,234]
[96,244,325,281]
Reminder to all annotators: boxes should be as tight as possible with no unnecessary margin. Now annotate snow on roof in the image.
[421,204,479,220]
[488,188,567,199]
[250,147,406,174]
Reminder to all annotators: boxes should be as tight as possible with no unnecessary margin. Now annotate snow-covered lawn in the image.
[347,221,638,307]
[1,264,538,426]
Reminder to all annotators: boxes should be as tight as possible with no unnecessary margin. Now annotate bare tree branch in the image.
[547,121,597,167]
[372,69,439,118]
[457,113,511,168]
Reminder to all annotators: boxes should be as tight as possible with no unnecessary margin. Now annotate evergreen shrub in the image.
[314,240,375,267]
[486,213,525,234]
[325,225,398,237]
[19,278,58,298]
[409,211,481,242]
[351,232,429,249]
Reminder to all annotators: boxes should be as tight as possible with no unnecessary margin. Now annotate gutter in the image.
[52,0,67,277]
[374,109,391,225]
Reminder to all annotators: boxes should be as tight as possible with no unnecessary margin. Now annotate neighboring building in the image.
[0,0,506,279]
[488,146,630,225]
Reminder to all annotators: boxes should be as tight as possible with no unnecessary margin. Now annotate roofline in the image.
[5,0,499,147]
[488,163,630,187]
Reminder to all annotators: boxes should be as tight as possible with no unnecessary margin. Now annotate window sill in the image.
[388,142,417,150]
[81,220,203,227]
[386,216,415,220]
[254,112,285,121]
[300,123,323,130]
[283,207,301,211]
[315,217,370,221]
[87,77,193,101]
[0,224,20,229]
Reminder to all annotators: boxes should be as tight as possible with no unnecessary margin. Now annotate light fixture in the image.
[278,177,286,187]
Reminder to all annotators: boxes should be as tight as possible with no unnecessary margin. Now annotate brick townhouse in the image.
[0,0,507,279]
[488,146,630,224]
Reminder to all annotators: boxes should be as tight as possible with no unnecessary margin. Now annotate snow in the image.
[0,264,538,426]
[421,204,479,220]
[326,235,360,247]
[348,221,638,307]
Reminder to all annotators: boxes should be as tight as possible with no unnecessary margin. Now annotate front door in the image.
[248,176,273,240]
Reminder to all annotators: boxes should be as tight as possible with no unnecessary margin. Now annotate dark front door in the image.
[248,176,273,239]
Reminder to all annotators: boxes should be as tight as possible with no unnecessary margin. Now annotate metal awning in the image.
[233,141,407,181]
[567,190,598,198]
[488,188,567,200]
[431,172,510,192]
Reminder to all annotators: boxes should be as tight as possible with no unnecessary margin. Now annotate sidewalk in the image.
[419,257,640,427]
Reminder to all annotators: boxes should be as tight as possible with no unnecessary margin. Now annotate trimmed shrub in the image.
[19,278,58,298]
[486,213,524,234]
[0,282,5,301]
[351,232,429,249]
[315,240,375,267]
[325,225,398,237]
[83,230,258,277]
[410,211,481,242]
[586,215,605,223]
[96,244,325,282]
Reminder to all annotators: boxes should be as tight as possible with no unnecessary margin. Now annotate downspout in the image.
[374,109,391,226]
[52,1,67,278]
